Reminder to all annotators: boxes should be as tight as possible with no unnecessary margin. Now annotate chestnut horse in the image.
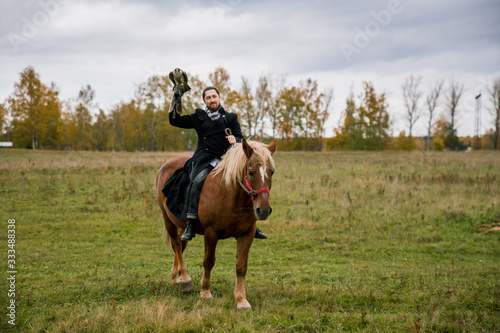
[156,139,276,310]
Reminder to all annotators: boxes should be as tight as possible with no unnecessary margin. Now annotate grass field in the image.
[0,149,499,332]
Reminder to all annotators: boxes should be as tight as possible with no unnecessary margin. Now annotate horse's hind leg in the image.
[162,209,193,292]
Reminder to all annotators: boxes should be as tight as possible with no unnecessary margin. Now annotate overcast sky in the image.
[1,0,499,137]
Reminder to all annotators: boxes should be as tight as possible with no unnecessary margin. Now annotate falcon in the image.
[168,68,191,118]
[169,68,191,94]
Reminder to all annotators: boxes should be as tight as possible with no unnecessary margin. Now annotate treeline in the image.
[329,76,500,151]
[1,66,499,151]
[0,66,331,151]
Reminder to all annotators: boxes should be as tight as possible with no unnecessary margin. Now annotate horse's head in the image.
[242,139,277,220]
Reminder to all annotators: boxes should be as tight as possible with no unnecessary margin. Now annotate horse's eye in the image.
[248,171,255,177]
[270,170,275,176]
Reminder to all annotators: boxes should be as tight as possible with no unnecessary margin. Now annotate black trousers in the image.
[185,164,214,220]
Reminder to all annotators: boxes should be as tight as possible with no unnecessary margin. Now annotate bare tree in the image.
[425,81,444,151]
[315,87,333,151]
[137,75,170,151]
[445,78,464,149]
[239,77,256,137]
[321,87,334,137]
[255,75,272,139]
[401,75,423,138]
[487,77,500,150]
[268,74,286,139]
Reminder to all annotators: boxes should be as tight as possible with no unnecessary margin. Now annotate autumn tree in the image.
[393,130,416,150]
[277,86,305,149]
[120,100,143,151]
[91,109,111,151]
[487,77,500,150]
[482,129,497,149]
[301,79,319,140]
[357,81,390,150]
[209,67,231,98]
[329,94,357,150]
[106,105,122,151]
[330,83,390,151]
[425,81,443,151]
[41,84,63,148]
[432,114,450,151]
[67,84,96,150]
[106,100,142,151]
[301,79,331,150]
[224,89,242,115]
[7,66,63,149]
[0,103,7,136]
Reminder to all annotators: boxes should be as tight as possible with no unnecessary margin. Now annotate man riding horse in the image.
[164,85,268,241]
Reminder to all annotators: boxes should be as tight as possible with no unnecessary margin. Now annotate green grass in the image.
[0,149,499,332]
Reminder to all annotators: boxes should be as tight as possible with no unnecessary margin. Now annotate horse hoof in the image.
[200,290,212,299]
[237,300,252,311]
[179,280,194,293]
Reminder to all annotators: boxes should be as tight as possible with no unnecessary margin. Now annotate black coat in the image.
[170,106,243,168]
[162,107,244,220]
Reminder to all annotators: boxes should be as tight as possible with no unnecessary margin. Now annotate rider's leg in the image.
[182,166,213,241]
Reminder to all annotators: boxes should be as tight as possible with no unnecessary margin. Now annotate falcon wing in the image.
[169,72,176,85]
[181,70,191,91]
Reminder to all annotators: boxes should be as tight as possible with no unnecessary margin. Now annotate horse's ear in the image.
[268,140,277,155]
[242,139,254,158]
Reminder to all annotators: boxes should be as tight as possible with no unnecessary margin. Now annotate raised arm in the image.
[169,95,195,129]
[169,110,195,129]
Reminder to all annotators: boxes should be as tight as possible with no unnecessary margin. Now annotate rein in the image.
[237,168,270,202]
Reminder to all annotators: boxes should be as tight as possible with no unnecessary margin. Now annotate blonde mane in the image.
[212,140,275,187]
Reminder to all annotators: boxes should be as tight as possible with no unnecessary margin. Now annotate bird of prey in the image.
[168,68,191,118]
[169,68,191,94]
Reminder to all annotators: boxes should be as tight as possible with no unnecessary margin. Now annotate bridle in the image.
[227,131,270,202]
[237,168,270,202]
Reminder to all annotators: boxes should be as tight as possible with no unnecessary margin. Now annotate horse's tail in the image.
[157,163,173,253]
[156,155,191,253]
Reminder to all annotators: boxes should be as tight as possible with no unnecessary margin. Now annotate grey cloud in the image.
[1,0,499,137]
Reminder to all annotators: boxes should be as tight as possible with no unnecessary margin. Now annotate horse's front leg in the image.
[200,231,218,299]
[235,225,256,310]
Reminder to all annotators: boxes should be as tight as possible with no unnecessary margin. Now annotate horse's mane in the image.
[212,140,275,187]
